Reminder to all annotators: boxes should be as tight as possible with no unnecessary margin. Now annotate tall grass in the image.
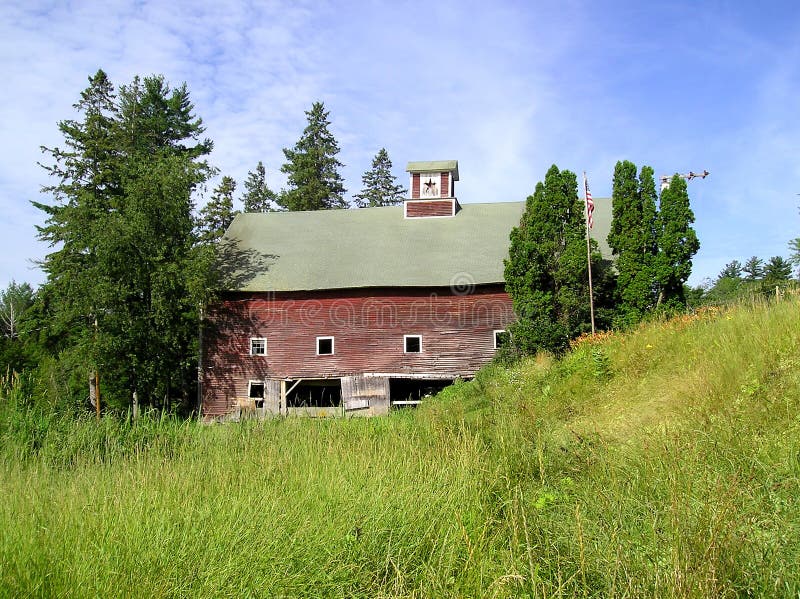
[1,296,799,597]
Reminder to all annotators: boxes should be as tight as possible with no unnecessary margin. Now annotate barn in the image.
[200,160,610,419]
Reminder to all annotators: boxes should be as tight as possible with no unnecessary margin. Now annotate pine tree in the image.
[763,256,792,284]
[34,70,214,412]
[504,165,603,355]
[654,175,700,308]
[199,176,237,241]
[34,69,121,354]
[718,260,743,280]
[353,148,407,208]
[242,162,277,213]
[278,101,346,211]
[743,256,764,281]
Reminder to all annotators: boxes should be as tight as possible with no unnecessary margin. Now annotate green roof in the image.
[406,160,459,180]
[220,200,612,292]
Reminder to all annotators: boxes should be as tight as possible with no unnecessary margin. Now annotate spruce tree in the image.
[199,176,237,241]
[743,256,764,281]
[504,165,603,354]
[718,260,743,280]
[34,70,214,412]
[763,256,792,284]
[278,101,346,211]
[654,175,700,308]
[242,161,277,212]
[353,148,407,208]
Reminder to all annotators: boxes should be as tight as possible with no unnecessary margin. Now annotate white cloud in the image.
[1,0,799,290]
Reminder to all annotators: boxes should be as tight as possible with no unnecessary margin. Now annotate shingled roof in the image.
[220,199,611,292]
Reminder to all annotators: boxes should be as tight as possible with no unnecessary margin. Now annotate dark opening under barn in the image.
[286,379,342,408]
[390,378,453,405]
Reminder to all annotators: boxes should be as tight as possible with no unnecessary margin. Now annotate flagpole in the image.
[583,172,596,335]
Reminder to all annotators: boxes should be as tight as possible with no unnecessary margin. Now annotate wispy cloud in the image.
[1,0,799,289]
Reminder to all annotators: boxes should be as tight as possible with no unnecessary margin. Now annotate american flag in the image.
[584,174,594,230]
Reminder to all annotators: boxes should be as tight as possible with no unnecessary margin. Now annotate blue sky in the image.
[1,0,799,291]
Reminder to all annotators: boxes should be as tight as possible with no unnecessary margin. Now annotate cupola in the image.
[404,160,460,218]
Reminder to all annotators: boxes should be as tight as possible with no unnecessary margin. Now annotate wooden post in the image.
[89,372,97,412]
[280,380,287,416]
[95,370,101,421]
[132,390,139,420]
[93,315,101,420]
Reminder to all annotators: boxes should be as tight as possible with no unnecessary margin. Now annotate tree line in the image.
[502,161,799,357]
[197,103,407,241]
[1,71,409,416]
[2,70,799,414]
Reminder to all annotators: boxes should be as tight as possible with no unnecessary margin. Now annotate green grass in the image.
[1,297,799,597]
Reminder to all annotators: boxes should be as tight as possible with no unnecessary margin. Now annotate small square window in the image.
[494,330,510,349]
[250,338,267,355]
[404,335,422,353]
[317,336,334,355]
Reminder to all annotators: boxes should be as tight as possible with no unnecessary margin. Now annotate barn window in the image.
[494,330,510,349]
[404,335,422,353]
[317,336,334,355]
[248,381,265,409]
[250,338,267,355]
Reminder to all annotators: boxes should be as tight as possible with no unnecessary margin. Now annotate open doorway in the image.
[389,378,453,407]
[285,379,342,416]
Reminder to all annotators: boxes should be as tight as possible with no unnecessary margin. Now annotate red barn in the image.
[200,160,609,419]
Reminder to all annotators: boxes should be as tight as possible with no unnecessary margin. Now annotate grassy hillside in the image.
[1,297,799,597]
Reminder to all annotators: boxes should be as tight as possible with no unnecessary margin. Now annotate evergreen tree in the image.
[607,162,660,325]
[608,161,652,324]
[278,101,346,211]
[504,165,604,355]
[743,256,764,281]
[242,162,277,213]
[654,175,700,308]
[639,165,659,282]
[718,260,743,280]
[34,70,214,412]
[199,176,237,241]
[353,148,407,208]
[763,256,792,284]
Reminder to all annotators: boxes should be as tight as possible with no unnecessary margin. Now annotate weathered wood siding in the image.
[342,375,390,416]
[202,286,514,418]
[411,173,420,198]
[441,172,450,197]
[405,199,455,218]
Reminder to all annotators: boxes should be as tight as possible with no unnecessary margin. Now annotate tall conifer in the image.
[34,70,214,411]
[279,102,346,211]
[607,161,659,325]
[242,162,277,213]
[655,175,699,308]
[353,148,407,207]
[504,165,603,354]
[199,176,237,241]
